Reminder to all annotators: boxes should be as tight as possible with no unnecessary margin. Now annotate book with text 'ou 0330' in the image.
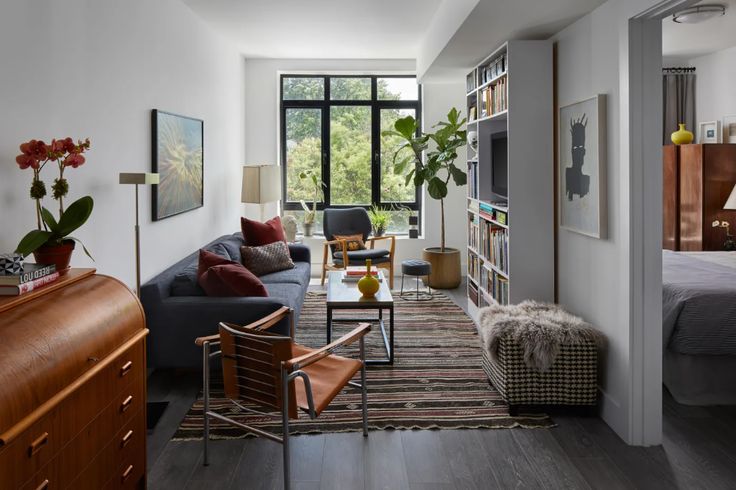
[0,263,56,286]
[0,271,60,296]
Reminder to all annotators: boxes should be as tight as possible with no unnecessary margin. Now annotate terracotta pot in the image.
[422,247,461,289]
[33,240,75,274]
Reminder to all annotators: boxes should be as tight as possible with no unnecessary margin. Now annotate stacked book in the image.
[479,221,508,274]
[480,78,507,118]
[342,267,382,283]
[0,263,59,296]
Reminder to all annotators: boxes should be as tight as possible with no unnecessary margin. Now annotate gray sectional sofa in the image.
[141,232,311,368]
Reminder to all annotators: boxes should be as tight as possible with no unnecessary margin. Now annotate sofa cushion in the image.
[197,249,233,279]
[241,241,294,276]
[170,244,231,297]
[220,235,246,263]
[333,233,366,252]
[199,263,268,297]
[241,216,286,246]
[259,262,311,286]
[264,282,304,308]
[333,248,389,262]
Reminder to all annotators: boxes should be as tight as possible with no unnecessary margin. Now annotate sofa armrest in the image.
[289,243,311,263]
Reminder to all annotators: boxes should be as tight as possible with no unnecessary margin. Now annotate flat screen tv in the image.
[490,131,508,199]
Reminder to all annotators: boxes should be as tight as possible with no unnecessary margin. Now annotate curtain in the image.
[663,69,696,144]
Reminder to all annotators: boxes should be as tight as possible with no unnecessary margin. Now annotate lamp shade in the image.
[725,184,736,210]
[241,164,281,204]
[119,172,160,185]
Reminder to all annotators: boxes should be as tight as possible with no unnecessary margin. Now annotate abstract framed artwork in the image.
[724,115,736,143]
[559,94,607,239]
[152,109,204,221]
[698,120,721,144]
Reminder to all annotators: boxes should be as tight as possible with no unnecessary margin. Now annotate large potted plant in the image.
[384,108,467,288]
[14,138,94,272]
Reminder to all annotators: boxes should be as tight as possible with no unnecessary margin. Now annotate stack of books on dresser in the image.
[0,263,58,296]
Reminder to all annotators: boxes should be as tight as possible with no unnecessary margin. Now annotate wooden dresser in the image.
[0,269,148,489]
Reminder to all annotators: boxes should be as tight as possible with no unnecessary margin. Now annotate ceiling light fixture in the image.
[672,4,726,23]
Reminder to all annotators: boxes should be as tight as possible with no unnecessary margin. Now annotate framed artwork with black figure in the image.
[559,94,607,239]
[152,109,204,221]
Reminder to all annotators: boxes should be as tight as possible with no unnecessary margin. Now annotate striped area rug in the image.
[172,291,553,440]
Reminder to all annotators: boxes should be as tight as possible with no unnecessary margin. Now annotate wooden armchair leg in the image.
[389,262,394,290]
[321,265,327,286]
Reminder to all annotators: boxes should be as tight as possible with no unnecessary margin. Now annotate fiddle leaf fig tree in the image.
[383,107,467,251]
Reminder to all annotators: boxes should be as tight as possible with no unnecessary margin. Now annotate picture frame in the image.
[698,120,721,144]
[558,94,607,239]
[723,115,736,144]
[152,109,204,221]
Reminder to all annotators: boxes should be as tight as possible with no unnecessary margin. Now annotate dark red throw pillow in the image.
[199,264,268,297]
[241,216,286,246]
[197,249,268,297]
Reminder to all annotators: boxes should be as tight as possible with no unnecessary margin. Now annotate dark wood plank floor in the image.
[147,280,736,489]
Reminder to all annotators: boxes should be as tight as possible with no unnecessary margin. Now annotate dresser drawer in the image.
[0,412,60,488]
[67,407,145,490]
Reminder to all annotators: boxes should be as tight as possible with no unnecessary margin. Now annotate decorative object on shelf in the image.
[14,137,94,272]
[241,164,281,222]
[384,108,467,288]
[723,115,736,143]
[671,123,694,145]
[357,259,380,299]
[467,130,478,151]
[152,110,204,221]
[281,214,298,242]
[367,204,390,237]
[119,172,160,296]
[0,253,23,275]
[698,120,722,143]
[409,214,419,239]
[299,169,324,237]
[559,94,607,239]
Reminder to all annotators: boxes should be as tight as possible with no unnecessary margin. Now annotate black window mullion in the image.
[371,104,380,207]
[322,104,330,207]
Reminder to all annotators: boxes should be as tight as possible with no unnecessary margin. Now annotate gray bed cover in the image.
[663,250,736,355]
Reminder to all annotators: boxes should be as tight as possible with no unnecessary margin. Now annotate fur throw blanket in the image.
[478,301,606,372]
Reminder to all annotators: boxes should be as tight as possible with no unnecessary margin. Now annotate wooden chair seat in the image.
[292,344,362,416]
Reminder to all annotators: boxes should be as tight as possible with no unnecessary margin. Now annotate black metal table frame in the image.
[326,303,394,365]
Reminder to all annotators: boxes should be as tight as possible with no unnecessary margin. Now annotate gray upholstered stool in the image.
[400,259,432,301]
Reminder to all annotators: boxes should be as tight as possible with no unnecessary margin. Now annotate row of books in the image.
[479,202,507,225]
[468,213,479,251]
[479,221,508,274]
[479,53,506,86]
[467,161,479,199]
[466,71,476,93]
[467,251,481,286]
[480,78,507,118]
[0,263,58,296]
[481,266,509,305]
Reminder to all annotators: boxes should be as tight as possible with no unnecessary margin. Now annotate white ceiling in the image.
[662,0,736,59]
[181,0,443,59]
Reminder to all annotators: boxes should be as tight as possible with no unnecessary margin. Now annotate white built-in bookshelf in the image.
[465,40,554,320]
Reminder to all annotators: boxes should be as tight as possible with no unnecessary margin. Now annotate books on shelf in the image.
[0,271,60,296]
[479,53,506,86]
[342,267,382,283]
[467,251,481,285]
[468,213,479,251]
[467,161,479,199]
[0,263,56,286]
[466,71,476,93]
[468,105,477,122]
[480,78,507,118]
[479,202,508,225]
[478,220,508,275]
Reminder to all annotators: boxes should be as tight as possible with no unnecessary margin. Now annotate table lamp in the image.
[724,184,736,211]
[241,164,281,221]
[119,172,159,296]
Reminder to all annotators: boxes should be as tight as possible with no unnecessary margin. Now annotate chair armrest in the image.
[285,323,371,371]
[289,243,311,263]
[244,306,293,333]
[323,239,348,265]
[195,334,220,347]
[366,235,396,255]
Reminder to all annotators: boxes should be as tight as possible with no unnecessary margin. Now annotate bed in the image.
[662,250,736,405]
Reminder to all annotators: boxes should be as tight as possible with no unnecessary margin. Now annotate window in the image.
[280,75,421,234]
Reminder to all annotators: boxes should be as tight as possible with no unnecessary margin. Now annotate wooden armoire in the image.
[663,144,736,251]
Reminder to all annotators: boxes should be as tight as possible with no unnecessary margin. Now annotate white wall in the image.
[0,0,245,288]
[243,58,467,273]
[689,45,736,127]
[551,0,670,446]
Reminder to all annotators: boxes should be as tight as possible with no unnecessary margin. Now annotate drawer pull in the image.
[120,360,133,377]
[35,479,49,490]
[28,432,49,457]
[120,395,133,412]
[121,429,134,448]
[122,464,134,482]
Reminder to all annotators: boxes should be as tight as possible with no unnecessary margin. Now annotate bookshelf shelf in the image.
[465,40,554,317]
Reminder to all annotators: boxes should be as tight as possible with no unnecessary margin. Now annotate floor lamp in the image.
[119,172,159,297]
[241,164,281,221]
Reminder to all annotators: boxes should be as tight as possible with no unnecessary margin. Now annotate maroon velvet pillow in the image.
[241,216,286,246]
[197,249,268,297]
[199,264,268,297]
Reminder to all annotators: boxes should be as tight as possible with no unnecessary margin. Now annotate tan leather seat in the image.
[291,344,362,416]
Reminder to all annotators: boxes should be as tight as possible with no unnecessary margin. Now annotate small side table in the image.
[400,259,432,301]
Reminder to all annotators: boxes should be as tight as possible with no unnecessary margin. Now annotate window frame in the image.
[279,74,423,220]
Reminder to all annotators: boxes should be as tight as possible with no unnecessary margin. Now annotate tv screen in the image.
[491,132,508,198]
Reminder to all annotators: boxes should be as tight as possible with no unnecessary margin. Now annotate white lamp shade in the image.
[241,164,281,204]
[725,184,736,210]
